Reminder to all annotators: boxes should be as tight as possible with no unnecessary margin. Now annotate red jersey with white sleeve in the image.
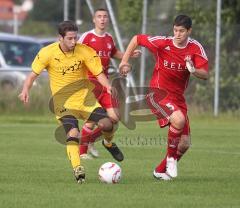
[79,29,117,78]
[137,34,208,97]
[138,34,208,129]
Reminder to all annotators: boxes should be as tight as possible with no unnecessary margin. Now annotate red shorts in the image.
[146,88,190,135]
[93,87,119,109]
[91,78,119,109]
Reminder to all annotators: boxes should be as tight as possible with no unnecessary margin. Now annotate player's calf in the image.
[177,135,191,161]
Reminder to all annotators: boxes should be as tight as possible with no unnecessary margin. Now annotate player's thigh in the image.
[106,107,120,123]
[87,107,107,122]
[80,97,102,121]
[58,115,80,138]
[87,107,113,131]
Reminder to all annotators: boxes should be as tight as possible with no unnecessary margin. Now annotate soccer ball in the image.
[98,162,122,184]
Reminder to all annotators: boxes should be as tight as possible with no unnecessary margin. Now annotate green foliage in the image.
[2,0,239,113]
[0,80,51,115]
[116,0,143,36]
[13,0,23,4]
[28,0,64,22]
[20,20,57,36]
[176,0,240,111]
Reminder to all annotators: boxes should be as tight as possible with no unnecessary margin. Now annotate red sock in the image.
[79,126,92,155]
[155,156,167,173]
[167,125,183,159]
[90,127,102,143]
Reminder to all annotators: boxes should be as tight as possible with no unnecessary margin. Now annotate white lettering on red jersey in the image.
[79,30,117,78]
[137,34,208,96]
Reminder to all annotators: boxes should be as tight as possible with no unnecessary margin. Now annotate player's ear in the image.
[187,28,192,35]
[58,35,63,42]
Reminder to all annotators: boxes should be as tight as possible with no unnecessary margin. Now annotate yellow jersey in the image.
[32,42,102,119]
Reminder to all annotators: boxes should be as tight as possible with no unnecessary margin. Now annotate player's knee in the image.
[171,111,185,129]
[109,114,120,124]
[67,128,79,138]
[98,118,113,132]
[107,109,120,124]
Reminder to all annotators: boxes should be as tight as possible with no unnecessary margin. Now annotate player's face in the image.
[59,31,78,52]
[93,11,109,30]
[173,25,192,47]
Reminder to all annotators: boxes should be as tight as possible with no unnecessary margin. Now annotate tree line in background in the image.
[9,0,240,114]
[175,0,240,111]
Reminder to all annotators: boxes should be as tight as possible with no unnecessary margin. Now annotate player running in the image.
[78,8,141,159]
[19,20,124,184]
[119,15,209,180]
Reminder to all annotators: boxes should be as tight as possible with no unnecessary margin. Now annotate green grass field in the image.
[0,115,239,208]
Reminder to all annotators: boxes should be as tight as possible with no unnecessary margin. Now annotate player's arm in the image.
[113,48,141,60]
[96,72,116,97]
[19,72,38,104]
[112,49,123,59]
[96,72,112,90]
[19,47,49,104]
[119,35,138,76]
[185,57,209,80]
[193,69,209,80]
[83,46,116,96]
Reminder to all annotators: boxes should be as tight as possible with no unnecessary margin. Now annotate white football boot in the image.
[80,153,93,160]
[153,170,172,181]
[166,157,178,178]
[88,143,99,158]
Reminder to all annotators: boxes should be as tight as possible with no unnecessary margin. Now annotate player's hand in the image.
[18,90,29,104]
[119,62,132,77]
[185,57,195,73]
[131,49,142,58]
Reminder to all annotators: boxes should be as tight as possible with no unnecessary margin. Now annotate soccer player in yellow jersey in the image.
[19,20,124,184]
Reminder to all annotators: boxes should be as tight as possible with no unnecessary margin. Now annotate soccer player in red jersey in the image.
[78,8,140,159]
[119,15,209,180]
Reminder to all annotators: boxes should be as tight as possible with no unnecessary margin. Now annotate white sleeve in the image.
[78,32,88,43]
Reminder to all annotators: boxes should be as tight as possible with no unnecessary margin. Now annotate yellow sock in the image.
[102,123,118,147]
[102,131,114,142]
[66,141,80,169]
[103,136,114,147]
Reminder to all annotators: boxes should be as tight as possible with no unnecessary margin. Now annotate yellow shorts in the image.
[51,89,101,121]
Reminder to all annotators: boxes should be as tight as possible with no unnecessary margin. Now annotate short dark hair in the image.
[58,20,78,37]
[173,15,192,30]
[94,8,108,14]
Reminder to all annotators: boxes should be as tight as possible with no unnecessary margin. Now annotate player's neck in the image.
[173,38,189,48]
[94,28,106,36]
[59,43,73,53]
